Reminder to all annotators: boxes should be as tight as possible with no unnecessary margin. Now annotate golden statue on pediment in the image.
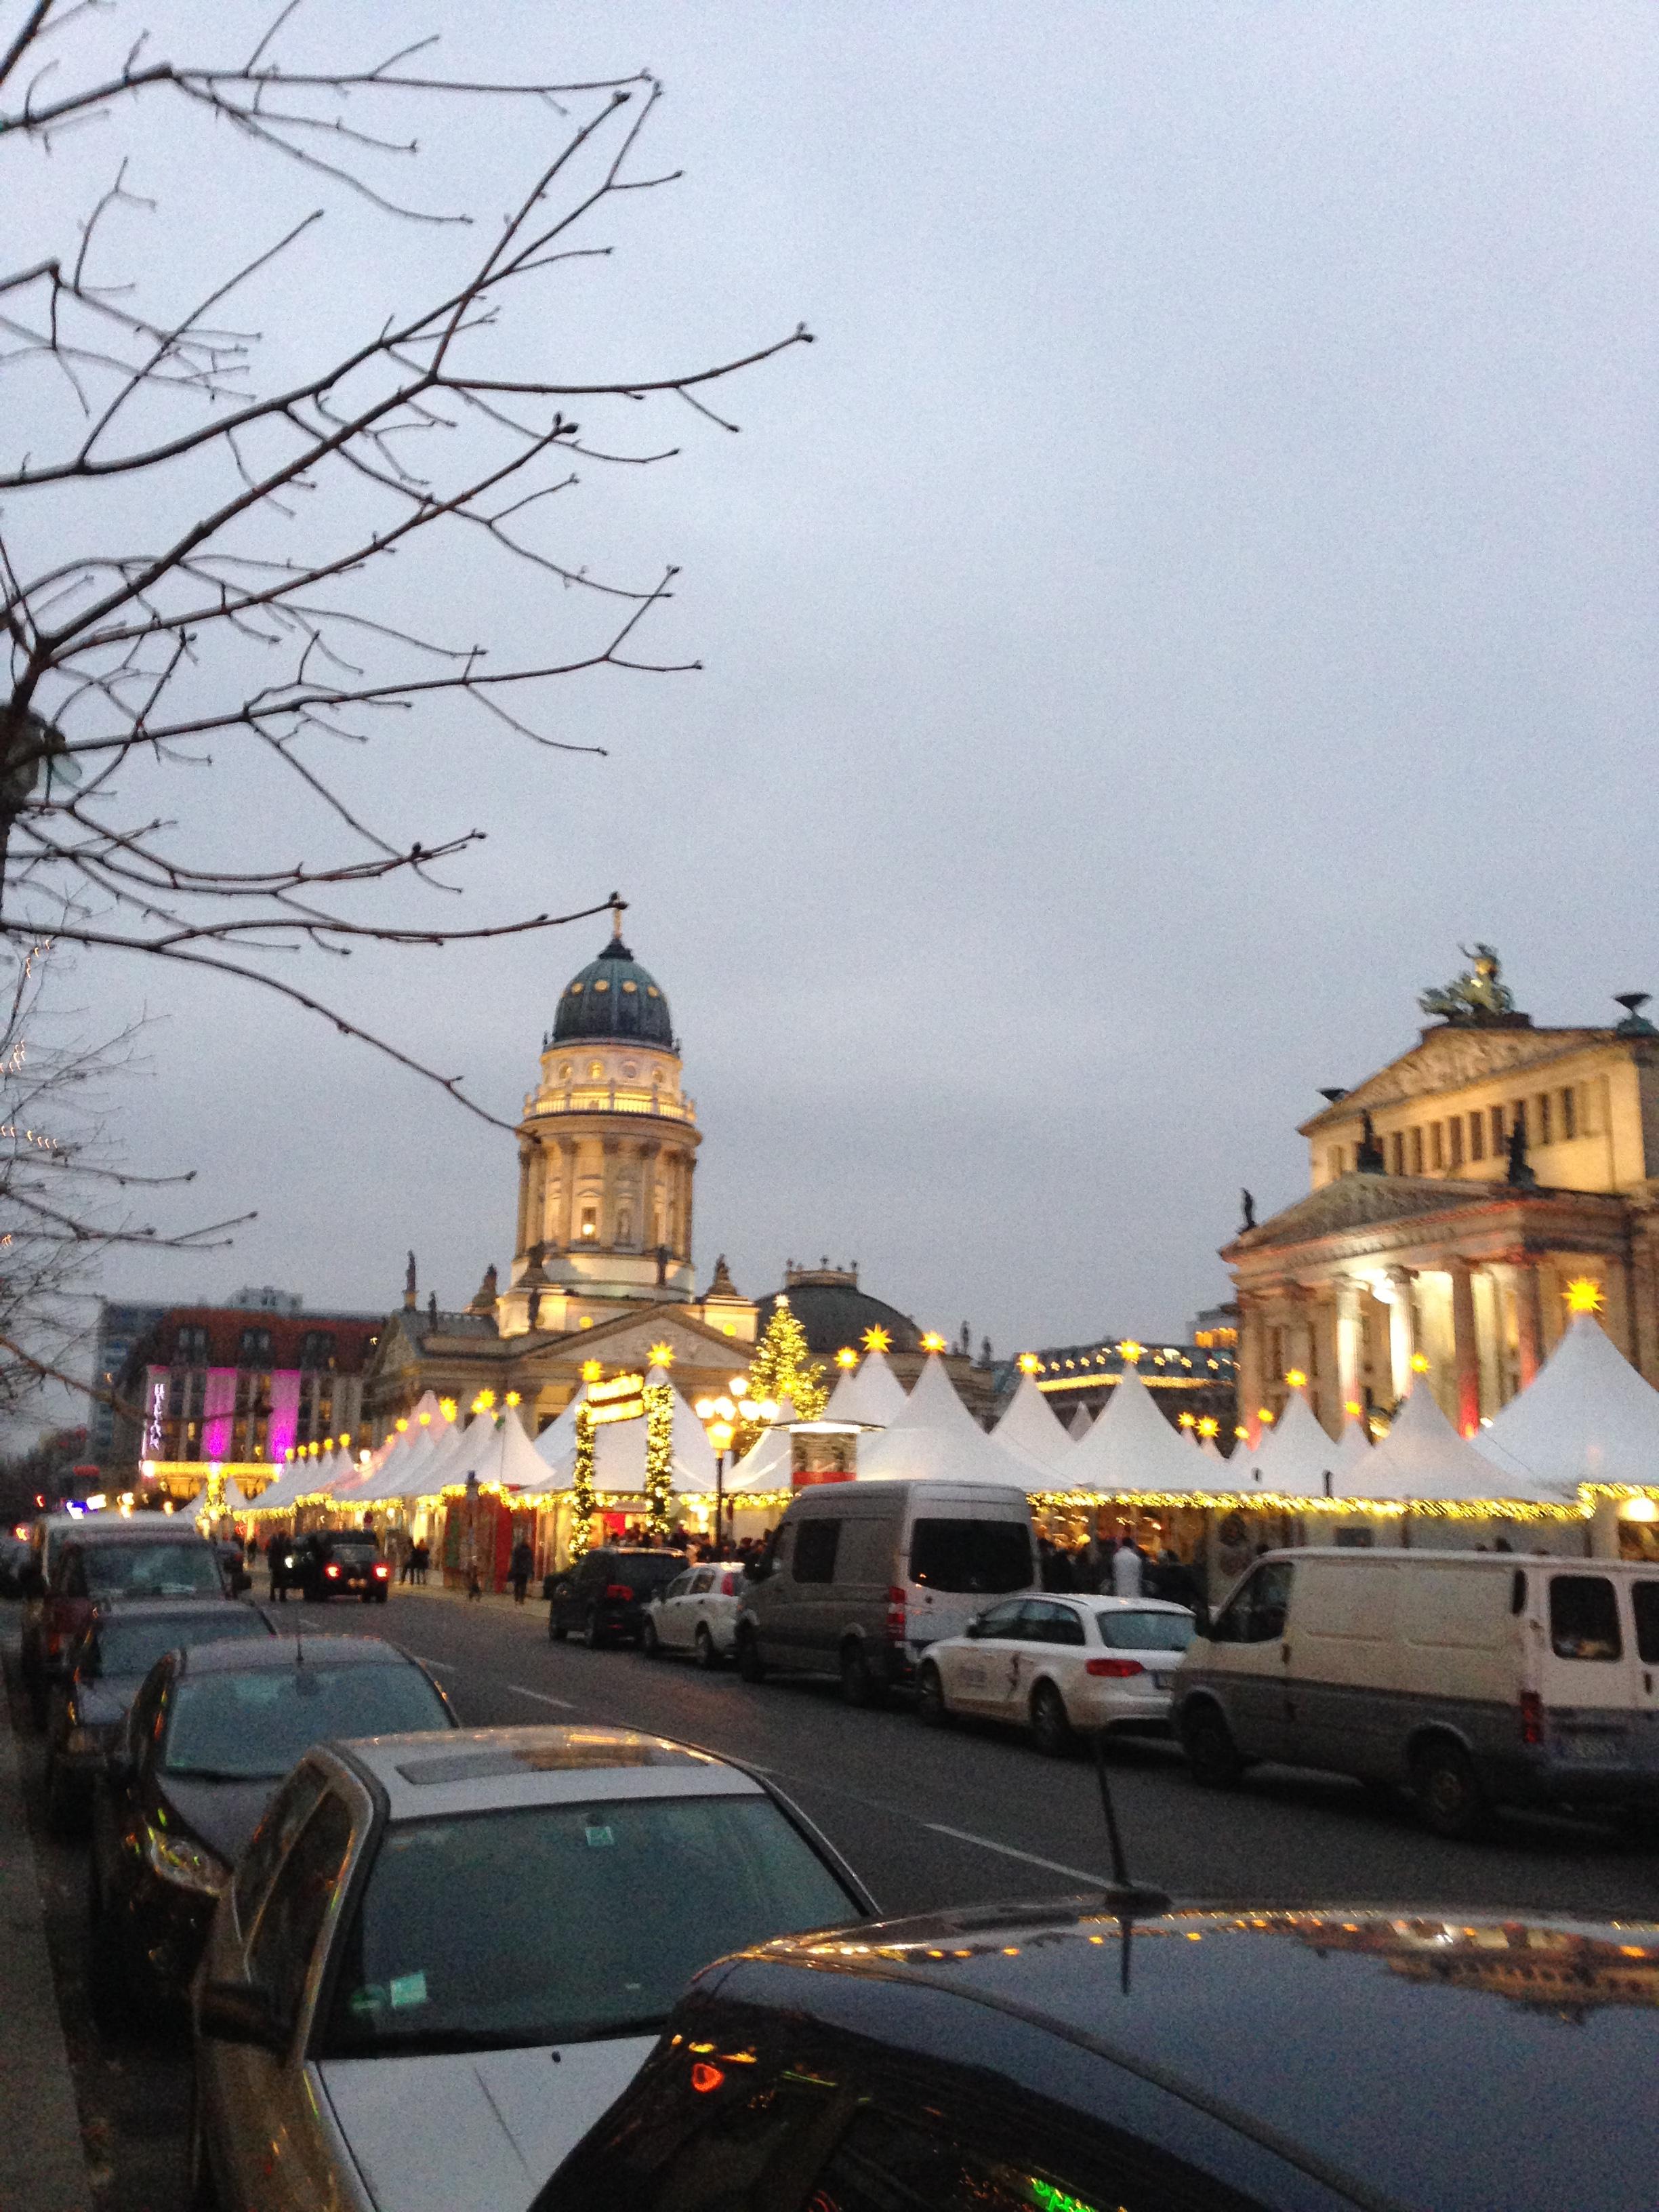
[1420,943,1516,1024]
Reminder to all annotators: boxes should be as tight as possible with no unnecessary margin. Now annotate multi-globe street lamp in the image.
[695,1377,778,1555]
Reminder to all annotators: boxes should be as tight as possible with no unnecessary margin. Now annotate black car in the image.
[539,1896,1659,2212]
[279,1529,392,1604]
[87,1633,456,2015]
[23,1518,227,1725]
[46,1596,275,1830]
[548,1546,689,1647]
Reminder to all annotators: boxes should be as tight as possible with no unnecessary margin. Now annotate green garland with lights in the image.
[643,1380,675,1540]
[571,1405,598,1557]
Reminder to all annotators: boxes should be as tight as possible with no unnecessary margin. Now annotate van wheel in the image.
[1030,1681,1074,1757]
[1182,1705,1246,1789]
[1413,1741,1486,1841]
[840,1642,884,1708]
[916,1662,950,1727]
[735,1627,765,1683]
[695,1624,720,1672]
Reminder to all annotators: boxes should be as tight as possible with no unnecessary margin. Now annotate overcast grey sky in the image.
[14,1,1659,1370]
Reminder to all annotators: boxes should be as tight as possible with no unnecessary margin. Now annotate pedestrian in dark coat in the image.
[510,1538,534,1605]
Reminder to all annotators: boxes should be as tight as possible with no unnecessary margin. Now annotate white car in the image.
[916,1594,1197,1755]
[190,1724,874,2212]
[641,1561,746,1668]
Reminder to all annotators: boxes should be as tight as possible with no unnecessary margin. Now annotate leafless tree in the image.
[1,1,810,1126]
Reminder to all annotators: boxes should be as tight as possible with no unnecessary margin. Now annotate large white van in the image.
[1174,1548,1659,1837]
[735,1479,1038,1706]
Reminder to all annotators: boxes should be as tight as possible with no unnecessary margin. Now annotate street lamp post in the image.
[695,1376,777,1557]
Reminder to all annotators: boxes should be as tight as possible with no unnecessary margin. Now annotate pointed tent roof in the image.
[1328,1416,1374,1488]
[1199,1432,1227,1465]
[359,1422,445,1504]
[991,1375,1076,1478]
[531,1369,720,1494]
[1067,1403,1094,1441]
[726,1400,798,1494]
[1066,1362,1207,1495]
[1472,1313,1659,1502]
[1240,1391,1338,1500]
[440,1406,548,1493]
[517,1378,594,1493]
[1339,1381,1496,1502]
[823,1351,909,1429]
[858,1355,1032,1487]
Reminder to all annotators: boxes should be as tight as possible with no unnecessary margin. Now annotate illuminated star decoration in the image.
[1117,1339,1145,1364]
[1197,1417,1219,1438]
[647,1341,676,1368]
[861,1325,892,1353]
[1565,1277,1605,1315]
[1178,1412,1196,1429]
[920,1331,947,1355]
[1257,1406,1275,1425]
[504,1391,521,1408]
[1409,1352,1431,1375]
[836,1347,859,1370]
[581,1357,605,1383]
[438,1398,457,1422]
[1017,1352,1042,1376]
[472,1389,497,1414]
[1284,1368,1308,1389]
[1343,1400,1363,1418]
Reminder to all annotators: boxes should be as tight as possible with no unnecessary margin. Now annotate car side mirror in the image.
[964,1619,983,1640]
[198,1981,287,2052]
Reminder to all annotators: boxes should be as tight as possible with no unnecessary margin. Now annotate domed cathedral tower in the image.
[497,905,701,1336]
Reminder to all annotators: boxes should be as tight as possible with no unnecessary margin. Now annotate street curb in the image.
[0,1647,94,2212]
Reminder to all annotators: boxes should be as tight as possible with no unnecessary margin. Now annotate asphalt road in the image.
[11,1581,1659,2212]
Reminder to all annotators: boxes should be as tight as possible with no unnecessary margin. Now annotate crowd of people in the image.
[1036,1533,1204,1608]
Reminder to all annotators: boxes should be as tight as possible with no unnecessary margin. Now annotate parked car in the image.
[537,1896,1659,2212]
[642,1561,747,1666]
[548,1547,689,1647]
[1176,1547,1659,1838]
[22,1515,225,1725]
[190,1723,875,2212]
[282,1529,393,1604]
[735,1479,1038,1705]
[88,1634,455,2014]
[916,1593,1197,1753]
[46,1596,275,1829]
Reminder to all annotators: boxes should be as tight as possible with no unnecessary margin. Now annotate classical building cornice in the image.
[1298,1025,1635,1136]
[1223,1171,1631,1273]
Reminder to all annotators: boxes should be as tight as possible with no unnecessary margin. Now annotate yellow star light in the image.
[862,1325,892,1353]
[1257,1407,1275,1425]
[504,1391,521,1408]
[581,1357,605,1383]
[417,1411,432,1426]
[920,1331,947,1355]
[1117,1339,1145,1364]
[1344,1399,1364,1418]
[1197,1417,1219,1438]
[395,1418,409,1433]
[647,1341,676,1368]
[835,1347,859,1370]
[1017,1352,1042,1376]
[1565,1277,1605,1315]
[1410,1353,1431,1374]
[438,1397,457,1422]
[1178,1412,1196,1429]
[472,1389,497,1414]
[1284,1368,1307,1389]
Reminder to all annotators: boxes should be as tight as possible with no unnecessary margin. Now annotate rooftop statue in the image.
[1419,943,1516,1025]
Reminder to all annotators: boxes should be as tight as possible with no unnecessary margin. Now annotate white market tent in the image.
[1198,1431,1227,1465]
[436,1405,549,1494]
[822,1350,909,1429]
[1065,1361,1206,1495]
[531,1368,720,1495]
[1338,1380,1495,1502]
[726,1399,798,1494]
[528,1379,592,1481]
[991,1374,1076,1479]
[355,1424,442,1504]
[1235,1391,1339,1500]
[1327,1416,1374,1488]
[1067,1404,1095,1441]
[857,1354,1031,1487]
[1471,1313,1659,1502]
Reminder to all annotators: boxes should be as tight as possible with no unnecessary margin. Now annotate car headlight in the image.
[144,1824,228,1897]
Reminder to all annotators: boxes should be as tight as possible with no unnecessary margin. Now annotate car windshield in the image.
[1094,1609,1195,1653]
[320,1795,858,2057]
[81,1542,223,1599]
[163,1662,449,1780]
[328,1538,379,1557]
[909,1519,1031,1595]
[94,1610,268,1678]
[607,1555,684,1593]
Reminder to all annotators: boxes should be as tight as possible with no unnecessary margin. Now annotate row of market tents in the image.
[225,1309,1659,1522]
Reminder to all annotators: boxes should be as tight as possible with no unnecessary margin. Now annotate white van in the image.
[1174,1548,1659,1837]
[735,1480,1038,1706]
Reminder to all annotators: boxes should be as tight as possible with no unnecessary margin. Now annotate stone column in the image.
[682,1150,697,1261]
[1513,1258,1544,1387]
[600,1140,619,1246]
[1448,1257,1480,1437]
[1385,1267,1417,1403]
[638,1140,660,1253]
[514,1143,535,1256]
[1334,1277,1366,1420]
[558,1137,578,1249]
[1235,1290,1266,1447]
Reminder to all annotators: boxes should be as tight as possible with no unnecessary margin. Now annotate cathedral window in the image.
[592,979,609,993]
[617,1208,633,1245]
[580,1208,597,1238]
[621,980,638,994]
[1490,1104,1505,1152]
[1448,1118,1465,1169]
[589,1061,603,1080]
[1537,1092,1553,1145]
[1430,1123,1445,1171]
[1409,1127,1425,1175]
[1561,1086,1578,1141]
[1389,1130,1404,1175]
[1469,1111,1485,1162]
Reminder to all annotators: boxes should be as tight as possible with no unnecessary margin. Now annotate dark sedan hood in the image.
[160,1774,280,1865]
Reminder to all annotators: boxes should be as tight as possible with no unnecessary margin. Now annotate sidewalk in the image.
[0,1643,92,2212]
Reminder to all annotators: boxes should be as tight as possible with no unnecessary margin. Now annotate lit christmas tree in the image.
[735,1295,827,1456]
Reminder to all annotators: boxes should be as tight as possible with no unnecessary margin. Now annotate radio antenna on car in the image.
[1092,1735,1169,1908]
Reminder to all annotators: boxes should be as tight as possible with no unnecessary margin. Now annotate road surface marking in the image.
[507,1685,577,1709]
[926,1824,1106,1885]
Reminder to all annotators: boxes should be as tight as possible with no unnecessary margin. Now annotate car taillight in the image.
[605,1584,634,1601]
[720,1572,739,1597]
[373,1563,390,1578]
[1086,1658,1146,1679]
[325,1563,340,1578]
[1521,1690,1544,1746]
[886,1586,906,1641]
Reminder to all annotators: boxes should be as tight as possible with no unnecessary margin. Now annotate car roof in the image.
[174,1632,412,1677]
[730,1899,1659,2212]
[339,1723,766,1823]
[62,1519,211,1544]
[1061,1594,1192,1616]
[91,1596,267,1623]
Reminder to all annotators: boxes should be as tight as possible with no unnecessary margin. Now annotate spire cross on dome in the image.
[608,892,628,941]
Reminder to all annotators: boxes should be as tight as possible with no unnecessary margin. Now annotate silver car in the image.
[641,1562,747,1666]
[190,1724,874,2212]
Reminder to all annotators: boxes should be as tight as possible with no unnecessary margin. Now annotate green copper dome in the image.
[550,932,674,1048]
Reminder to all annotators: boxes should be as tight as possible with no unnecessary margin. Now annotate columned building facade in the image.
[1224,970,1659,1440]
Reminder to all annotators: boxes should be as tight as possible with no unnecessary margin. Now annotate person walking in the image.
[410,1539,430,1586]
[509,1537,533,1605]
[1111,1536,1145,1599]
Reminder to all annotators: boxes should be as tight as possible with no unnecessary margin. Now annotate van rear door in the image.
[903,1507,1033,1652]
[1538,1568,1642,1777]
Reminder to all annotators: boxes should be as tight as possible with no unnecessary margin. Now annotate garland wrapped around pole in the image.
[571,1404,598,1557]
[643,1380,675,1541]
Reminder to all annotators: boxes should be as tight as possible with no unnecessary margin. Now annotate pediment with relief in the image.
[1226,1173,1509,1256]
[1303,1027,1610,1128]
